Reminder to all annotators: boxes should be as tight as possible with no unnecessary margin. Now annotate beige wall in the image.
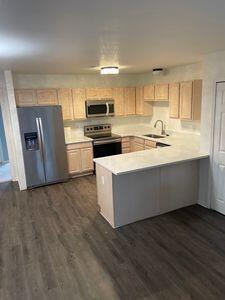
[13,62,203,134]
[13,73,139,89]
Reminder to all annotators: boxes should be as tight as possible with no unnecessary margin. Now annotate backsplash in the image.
[64,115,153,135]
[64,113,200,136]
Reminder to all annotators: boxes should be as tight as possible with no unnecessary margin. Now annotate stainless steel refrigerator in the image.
[17,106,69,188]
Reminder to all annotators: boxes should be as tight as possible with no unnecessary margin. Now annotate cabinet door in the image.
[15,89,37,106]
[72,88,86,119]
[180,81,193,120]
[136,87,153,116]
[37,89,58,105]
[169,83,180,119]
[100,88,113,99]
[113,88,125,116]
[58,88,74,120]
[124,87,136,115]
[81,147,93,172]
[85,88,100,99]
[155,84,169,101]
[143,85,155,100]
[133,142,145,152]
[67,149,82,174]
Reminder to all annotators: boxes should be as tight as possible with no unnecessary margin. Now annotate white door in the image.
[212,82,225,214]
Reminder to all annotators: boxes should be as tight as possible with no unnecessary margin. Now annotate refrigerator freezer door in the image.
[37,106,68,183]
[17,107,46,187]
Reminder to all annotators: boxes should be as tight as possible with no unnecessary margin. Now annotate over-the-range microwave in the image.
[86,99,115,118]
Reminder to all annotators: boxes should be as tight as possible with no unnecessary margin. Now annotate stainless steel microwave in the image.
[86,100,115,118]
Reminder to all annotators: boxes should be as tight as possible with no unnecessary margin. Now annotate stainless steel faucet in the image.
[154,120,166,135]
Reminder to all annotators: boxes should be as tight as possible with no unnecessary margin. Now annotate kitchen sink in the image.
[144,134,165,139]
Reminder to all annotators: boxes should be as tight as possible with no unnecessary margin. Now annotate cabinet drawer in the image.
[133,137,145,145]
[122,147,131,154]
[122,141,130,149]
[145,146,154,150]
[122,137,130,143]
[66,142,92,151]
[145,140,157,148]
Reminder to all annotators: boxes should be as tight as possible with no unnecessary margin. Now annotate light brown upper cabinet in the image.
[36,89,58,105]
[58,88,74,120]
[72,88,86,119]
[169,83,180,119]
[136,87,153,116]
[100,88,113,98]
[124,87,136,115]
[113,88,125,116]
[179,80,202,120]
[154,84,169,101]
[85,88,113,99]
[15,89,37,106]
[143,84,155,101]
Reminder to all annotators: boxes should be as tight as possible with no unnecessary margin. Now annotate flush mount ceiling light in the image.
[152,68,164,75]
[100,66,119,75]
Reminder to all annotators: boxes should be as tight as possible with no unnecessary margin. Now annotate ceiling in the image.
[0,0,225,74]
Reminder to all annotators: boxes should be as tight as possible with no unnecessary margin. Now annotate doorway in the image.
[0,106,11,183]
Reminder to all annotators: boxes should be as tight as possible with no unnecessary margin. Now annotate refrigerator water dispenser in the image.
[24,132,39,151]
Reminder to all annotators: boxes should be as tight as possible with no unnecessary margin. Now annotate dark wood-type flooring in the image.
[1,176,225,299]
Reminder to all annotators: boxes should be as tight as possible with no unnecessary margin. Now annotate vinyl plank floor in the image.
[0,176,225,299]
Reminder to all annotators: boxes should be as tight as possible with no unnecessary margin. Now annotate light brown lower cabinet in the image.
[122,136,157,153]
[67,142,94,176]
[122,137,132,153]
[133,137,145,152]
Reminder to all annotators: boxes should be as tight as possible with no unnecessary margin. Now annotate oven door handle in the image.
[93,138,121,146]
[106,102,109,116]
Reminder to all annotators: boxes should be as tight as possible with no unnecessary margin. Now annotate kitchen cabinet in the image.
[179,80,202,120]
[143,84,155,101]
[72,88,86,119]
[169,83,180,119]
[145,140,157,149]
[36,89,58,105]
[58,88,74,120]
[154,84,169,101]
[85,88,113,99]
[67,148,82,174]
[67,142,93,176]
[133,137,145,152]
[122,137,131,153]
[136,87,153,116]
[15,89,37,106]
[113,88,125,116]
[124,87,136,115]
[81,147,94,172]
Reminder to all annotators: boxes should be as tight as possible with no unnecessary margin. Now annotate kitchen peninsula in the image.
[94,130,209,228]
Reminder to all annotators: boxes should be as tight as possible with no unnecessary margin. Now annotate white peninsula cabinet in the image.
[95,140,209,228]
[66,142,94,176]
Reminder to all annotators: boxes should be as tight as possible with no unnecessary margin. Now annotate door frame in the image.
[210,80,225,210]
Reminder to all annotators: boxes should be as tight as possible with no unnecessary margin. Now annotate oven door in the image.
[93,139,122,158]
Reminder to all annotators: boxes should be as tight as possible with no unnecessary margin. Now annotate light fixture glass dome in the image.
[101,67,119,75]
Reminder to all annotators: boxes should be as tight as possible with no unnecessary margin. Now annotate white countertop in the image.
[93,127,209,175]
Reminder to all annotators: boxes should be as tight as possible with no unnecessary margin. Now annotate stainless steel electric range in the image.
[84,124,122,159]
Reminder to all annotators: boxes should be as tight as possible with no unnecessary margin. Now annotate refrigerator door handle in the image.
[36,117,44,162]
[38,117,45,161]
